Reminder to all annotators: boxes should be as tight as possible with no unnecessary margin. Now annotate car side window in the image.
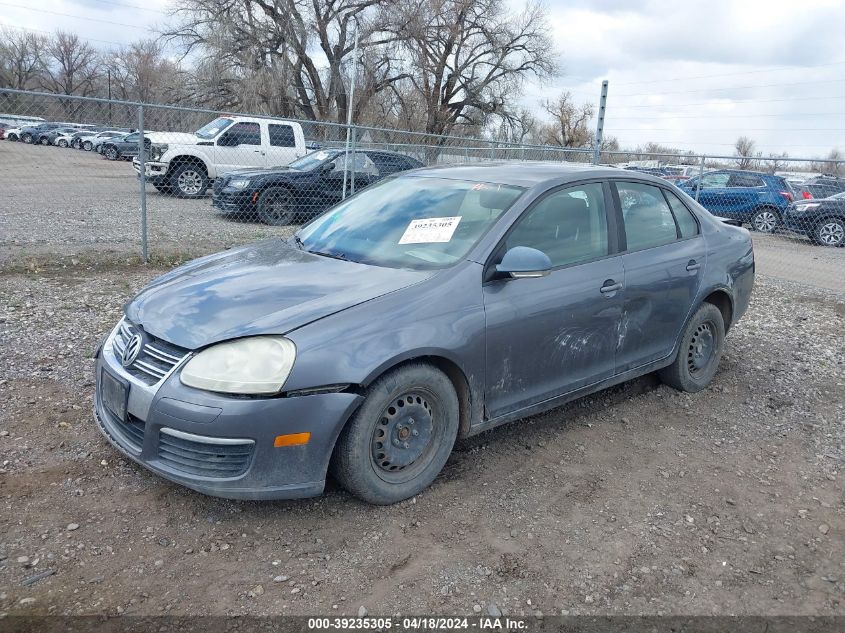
[330,152,379,176]
[269,124,295,147]
[701,173,730,188]
[226,122,261,146]
[663,189,700,238]
[728,173,764,187]
[505,183,608,268]
[616,181,678,251]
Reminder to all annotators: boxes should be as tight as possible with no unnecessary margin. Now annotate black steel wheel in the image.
[331,363,459,504]
[659,302,725,393]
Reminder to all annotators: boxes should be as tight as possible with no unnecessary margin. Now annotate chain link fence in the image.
[1,88,843,292]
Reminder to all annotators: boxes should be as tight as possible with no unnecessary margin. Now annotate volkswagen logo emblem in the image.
[121,332,143,368]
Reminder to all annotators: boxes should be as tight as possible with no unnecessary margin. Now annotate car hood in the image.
[146,132,201,145]
[125,240,431,349]
[222,166,305,179]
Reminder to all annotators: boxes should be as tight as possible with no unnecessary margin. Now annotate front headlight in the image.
[151,143,168,160]
[227,178,252,189]
[180,336,296,394]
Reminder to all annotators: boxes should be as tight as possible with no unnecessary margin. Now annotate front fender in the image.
[161,148,213,177]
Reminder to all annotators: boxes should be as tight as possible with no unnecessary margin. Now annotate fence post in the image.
[592,80,608,165]
[695,154,705,203]
[350,125,358,195]
[138,104,148,263]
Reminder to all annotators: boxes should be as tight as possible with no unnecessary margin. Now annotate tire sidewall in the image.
[750,207,780,232]
[258,187,295,225]
[106,147,118,160]
[814,218,845,247]
[333,363,459,504]
[674,304,725,392]
[58,139,68,148]
[169,164,208,198]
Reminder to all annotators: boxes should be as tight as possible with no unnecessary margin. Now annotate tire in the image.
[104,146,119,161]
[8,133,18,142]
[40,136,50,145]
[21,133,33,144]
[331,363,460,504]
[71,139,80,149]
[83,140,93,151]
[813,217,845,247]
[750,207,780,233]
[57,139,68,148]
[257,187,297,225]
[169,163,209,198]
[152,182,173,194]
[659,303,725,393]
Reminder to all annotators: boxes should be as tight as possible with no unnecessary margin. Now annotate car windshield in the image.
[287,150,339,171]
[196,117,233,140]
[297,176,524,270]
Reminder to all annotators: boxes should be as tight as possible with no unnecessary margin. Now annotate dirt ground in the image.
[0,261,843,618]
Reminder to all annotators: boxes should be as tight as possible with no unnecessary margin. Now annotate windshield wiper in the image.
[308,249,348,261]
[292,234,304,250]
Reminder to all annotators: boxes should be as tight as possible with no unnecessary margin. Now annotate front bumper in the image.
[94,322,363,500]
[782,210,818,236]
[211,189,255,213]
[132,159,169,180]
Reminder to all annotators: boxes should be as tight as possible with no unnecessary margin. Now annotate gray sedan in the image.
[94,163,754,504]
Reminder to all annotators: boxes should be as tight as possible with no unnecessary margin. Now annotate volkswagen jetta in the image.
[94,163,754,504]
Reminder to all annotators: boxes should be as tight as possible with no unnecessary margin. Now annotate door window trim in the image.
[609,179,703,254]
[483,178,620,283]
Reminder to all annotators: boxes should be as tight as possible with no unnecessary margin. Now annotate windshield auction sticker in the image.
[399,216,462,244]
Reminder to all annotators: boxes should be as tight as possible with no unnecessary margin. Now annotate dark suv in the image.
[212,149,424,224]
[678,170,794,232]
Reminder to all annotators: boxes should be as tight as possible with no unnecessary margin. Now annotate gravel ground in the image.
[2,139,844,293]
[0,262,843,618]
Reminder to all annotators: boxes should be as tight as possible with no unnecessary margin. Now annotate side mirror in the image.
[495,246,553,279]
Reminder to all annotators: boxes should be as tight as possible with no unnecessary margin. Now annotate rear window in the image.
[728,173,765,187]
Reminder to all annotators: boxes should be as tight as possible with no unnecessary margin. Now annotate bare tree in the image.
[384,0,557,139]
[164,0,406,122]
[104,39,180,104]
[539,92,594,148]
[734,136,756,170]
[0,28,47,90]
[761,152,789,174]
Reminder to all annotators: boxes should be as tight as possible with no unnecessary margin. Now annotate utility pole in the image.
[341,23,359,200]
[107,69,112,125]
[592,80,608,165]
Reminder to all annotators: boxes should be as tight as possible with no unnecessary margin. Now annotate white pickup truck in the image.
[133,116,307,198]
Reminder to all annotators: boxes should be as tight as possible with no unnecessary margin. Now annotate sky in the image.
[1,0,843,158]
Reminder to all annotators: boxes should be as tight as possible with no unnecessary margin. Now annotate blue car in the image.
[678,169,794,233]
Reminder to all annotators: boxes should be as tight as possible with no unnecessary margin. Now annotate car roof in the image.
[709,168,776,178]
[410,161,651,187]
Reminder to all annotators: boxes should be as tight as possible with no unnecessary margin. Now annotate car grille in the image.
[112,320,190,386]
[158,428,254,478]
[113,414,146,452]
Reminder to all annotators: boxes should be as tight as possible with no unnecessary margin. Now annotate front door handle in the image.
[686,260,701,272]
[600,280,623,294]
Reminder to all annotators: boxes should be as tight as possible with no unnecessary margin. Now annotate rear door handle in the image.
[686,260,701,271]
[600,281,623,294]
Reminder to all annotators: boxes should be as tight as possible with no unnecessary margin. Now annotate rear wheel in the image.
[659,303,725,393]
[40,136,50,145]
[21,133,33,144]
[104,146,119,161]
[331,363,459,504]
[257,187,296,225]
[169,163,209,198]
[750,207,780,233]
[813,217,845,247]
[82,140,93,151]
[57,139,68,148]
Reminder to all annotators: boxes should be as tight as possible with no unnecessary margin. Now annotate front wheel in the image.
[257,187,296,225]
[331,363,460,504]
[750,208,780,233]
[82,140,93,151]
[57,139,68,148]
[21,133,33,144]
[169,163,209,198]
[40,136,50,145]
[813,217,845,247]
[659,303,725,393]
[104,146,119,161]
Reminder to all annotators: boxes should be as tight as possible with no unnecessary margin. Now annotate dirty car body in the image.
[94,163,754,502]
